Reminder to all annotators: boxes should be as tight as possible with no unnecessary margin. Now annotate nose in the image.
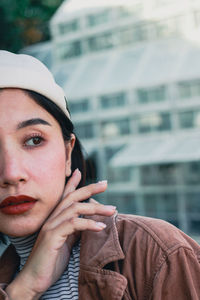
[0,146,28,188]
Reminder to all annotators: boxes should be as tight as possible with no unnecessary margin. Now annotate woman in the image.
[0,50,199,300]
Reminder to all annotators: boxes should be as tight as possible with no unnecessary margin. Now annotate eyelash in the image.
[23,133,45,148]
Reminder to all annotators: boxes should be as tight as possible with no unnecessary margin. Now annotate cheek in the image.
[28,144,67,188]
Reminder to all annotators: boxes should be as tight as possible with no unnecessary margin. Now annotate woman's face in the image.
[0,88,74,237]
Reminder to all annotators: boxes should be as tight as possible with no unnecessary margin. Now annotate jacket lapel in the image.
[79,213,128,300]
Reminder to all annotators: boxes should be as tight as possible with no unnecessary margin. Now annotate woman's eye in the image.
[25,136,43,147]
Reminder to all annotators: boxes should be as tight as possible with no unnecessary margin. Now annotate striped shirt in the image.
[8,233,80,299]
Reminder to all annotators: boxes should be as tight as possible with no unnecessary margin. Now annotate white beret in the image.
[0,50,70,119]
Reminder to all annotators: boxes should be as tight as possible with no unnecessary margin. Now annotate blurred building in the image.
[24,0,200,240]
[21,41,53,68]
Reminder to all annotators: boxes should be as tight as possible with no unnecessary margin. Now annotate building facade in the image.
[24,0,200,240]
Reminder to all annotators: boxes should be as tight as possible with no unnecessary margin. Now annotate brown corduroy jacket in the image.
[0,213,200,299]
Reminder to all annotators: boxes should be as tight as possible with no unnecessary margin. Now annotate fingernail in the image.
[96,222,107,229]
[74,168,80,175]
[98,180,107,185]
[105,205,116,210]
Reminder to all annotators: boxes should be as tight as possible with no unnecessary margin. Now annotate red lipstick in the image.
[0,195,37,215]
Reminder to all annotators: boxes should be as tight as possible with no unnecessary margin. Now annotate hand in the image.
[6,170,116,299]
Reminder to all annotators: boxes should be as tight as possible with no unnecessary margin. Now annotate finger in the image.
[41,218,107,251]
[40,217,108,250]
[46,203,116,228]
[47,180,108,223]
[54,217,108,239]
[89,198,99,204]
[48,169,81,220]
[63,169,82,198]
[49,180,108,221]
[62,180,108,206]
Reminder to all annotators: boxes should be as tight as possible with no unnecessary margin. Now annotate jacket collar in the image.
[80,212,125,268]
[79,213,127,300]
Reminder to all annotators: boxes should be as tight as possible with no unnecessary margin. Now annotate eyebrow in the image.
[17,118,51,130]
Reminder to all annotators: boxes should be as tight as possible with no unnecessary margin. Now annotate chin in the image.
[7,229,38,238]
[3,229,37,238]
[1,221,42,238]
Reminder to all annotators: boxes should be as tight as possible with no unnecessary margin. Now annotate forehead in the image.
[0,88,41,109]
[0,88,59,130]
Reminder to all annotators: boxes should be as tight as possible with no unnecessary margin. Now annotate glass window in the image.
[119,24,149,45]
[189,220,200,235]
[75,123,94,139]
[69,99,90,114]
[132,25,148,42]
[104,145,124,161]
[180,162,200,185]
[138,112,171,133]
[190,80,200,97]
[119,27,134,45]
[108,166,132,183]
[141,164,178,186]
[186,192,200,213]
[156,17,182,38]
[179,110,200,129]
[144,193,178,219]
[179,111,194,129]
[59,40,82,60]
[143,194,158,218]
[161,193,178,214]
[137,85,167,103]
[87,32,114,52]
[178,80,200,99]
[178,82,191,99]
[59,19,79,35]
[137,89,148,103]
[100,92,126,109]
[101,118,130,138]
[107,193,137,214]
[87,10,110,27]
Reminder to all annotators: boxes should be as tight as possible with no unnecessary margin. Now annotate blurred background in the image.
[1,0,200,244]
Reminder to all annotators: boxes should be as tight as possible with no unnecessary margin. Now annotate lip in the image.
[0,195,37,215]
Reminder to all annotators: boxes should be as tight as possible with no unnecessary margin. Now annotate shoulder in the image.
[114,214,200,298]
[85,213,200,298]
[115,213,200,258]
